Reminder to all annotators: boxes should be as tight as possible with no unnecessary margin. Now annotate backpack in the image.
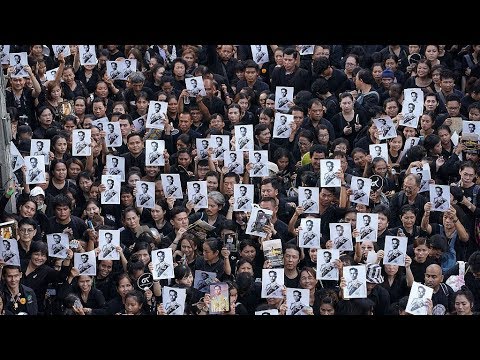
[445,261,466,292]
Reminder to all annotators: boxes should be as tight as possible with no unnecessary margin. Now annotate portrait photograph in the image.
[462,120,480,136]
[249,150,269,177]
[384,235,408,266]
[329,222,353,251]
[193,270,217,293]
[72,129,91,156]
[47,233,69,259]
[52,45,71,58]
[373,116,396,140]
[411,162,431,193]
[186,75,207,97]
[298,186,319,214]
[163,286,186,315]
[196,138,211,160]
[273,113,294,138]
[1,238,20,266]
[224,151,244,175]
[211,135,230,161]
[98,229,120,261]
[145,139,165,166]
[286,288,310,315]
[317,249,340,281]
[406,281,433,315]
[251,45,269,65]
[116,58,137,80]
[146,101,168,130]
[255,309,279,315]
[79,45,97,65]
[399,136,420,161]
[106,155,125,182]
[187,181,208,209]
[105,121,122,147]
[369,143,389,162]
[101,175,121,205]
[136,181,155,209]
[298,45,314,55]
[74,250,97,276]
[429,184,450,212]
[399,88,424,128]
[246,204,273,238]
[223,232,238,252]
[356,212,378,242]
[10,142,24,172]
[274,86,294,112]
[261,268,284,299]
[343,265,367,299]
[9,52,28,78]
[91,117,109,132]
[349,176,372,206]
[0,45,10,64]
[152,248,174,280]
[234,124,254,151]
[45,67,59,82]
[209,283,230,314]
[299,218,321,249]
[160,173,183,199]
[25,155,46,185]
[233,183,254,212]
[133,115,147,132]
[30,139,51,166]
[320,159,341,187]
[106,61,123,81]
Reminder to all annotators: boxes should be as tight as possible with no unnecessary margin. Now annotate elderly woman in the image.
[188,191,226,238]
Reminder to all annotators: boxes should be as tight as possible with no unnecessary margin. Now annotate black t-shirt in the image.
[284,271,300,289]
[431,283,454,314]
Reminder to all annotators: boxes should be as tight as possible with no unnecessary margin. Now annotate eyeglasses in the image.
[19,228,35,233]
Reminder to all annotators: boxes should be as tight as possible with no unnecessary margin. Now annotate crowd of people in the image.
[1,44,480,316]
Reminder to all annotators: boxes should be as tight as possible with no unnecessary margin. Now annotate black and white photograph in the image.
[187,181,208,209]
[91,117,109,133]
[46,233,69,259]
[0,45,10,65]
[384,235,408,266]
[299,218,321,249]
[163,286,186,315]
[298,187,319,214]
[136,181,155,209]
[211,135,229,161]
[286,288,310,315]
[343,265,367,299]
[224,151,244,175]
[1,238,20,266]
[399,88,424,128]
[133,115,146,132]
[196,138,210,160]
[273,113,294,138]
[105,122,122,147]
[320,159,341,187]
[106,155,125,181]
[193,270,217,293]
[9,52,28,78]
[429,184,450,212]
[30,139,50,166]
[121,59,136,80]
[373,116,396,140]
[223,233,238,252]
[10,142,24,172]
[262,239,283,268]
[250,45,269,65]
[249,150,269,177]
[317,249,340,281]
[356,212,378,242]
[106,61,122,80]
[45,67,59,82]
[146,101,167,130]
[160,174,183,199]
[101,175,121,205]
[298,45,314,55]
[25,156,46,185]
[234,124,254,151]
[411,162,431,193]
[463,120,480,136]
[98,229,120,261]
[261,268,284,299]
[210,283,230,314]
[152,248,174,280]
[255,309,279,315]
[400,136,421,161]
[52,45,71,58]
[275,86,294,112]
[330,222,353,251]
[186,76,206,97]
[349,176,372,206]
[79,45,97,65]
[145,139,165,166]
[72,129,91,156]
[369,143,389,162]
[233,183,254,212]
[406,281,433,315]
[246,204,273,238]
[74,251,97,276]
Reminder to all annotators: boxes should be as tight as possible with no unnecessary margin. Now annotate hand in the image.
[220,247,230,259]
[376,250,384,260]
[405,255,412,267]
[166,196,175,209]
[343,126,352,135]
[424,202,432,213]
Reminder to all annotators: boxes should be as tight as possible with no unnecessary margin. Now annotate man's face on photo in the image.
[54,235,60,242]
[193,184,200,192]
[230,153,236,161]
[363,216,371,225]
[269,271,277,282]
[336,226,344,235]
[167,176,173,184]
[240,186,246,195]
[79,132,85,140]
[202,141,208,149]
[254,153,261,162]
[106,233,112,242]
[240,127,246,136]
[326,162,333,171]
[293,291,301,301]
[281,89,287,97]
[306,221,313,230]
[324,252,331,262]
[151,142,158,150]
[216,137,222,146]
[392,239,399,248]
[350,268,358,279]
[436,187,442,196]
[305,190,311,198]
[280,116,287,124]
[191,79,197,87]
[214,286,221,295]
[408,104,414,112]
[155,104,161,112]
[158,251,165,261]
[357,180,364,189]
[36,142,43,150]
[30,158,37,167]
[81,254,88,262]
[107,180,114,189]
[112,158,118,166]
[418,286,425,297]
[169,290,177,300]
[469,124,475,132]
[141,183,148,192]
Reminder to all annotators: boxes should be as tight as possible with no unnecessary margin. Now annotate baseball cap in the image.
[365,263,384,284]
[30,187,45,198]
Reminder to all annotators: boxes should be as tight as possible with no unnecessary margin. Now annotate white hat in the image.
[30,187,45,198]
[268,162,279,175]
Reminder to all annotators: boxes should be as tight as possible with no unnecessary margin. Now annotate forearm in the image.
[197,99,210,118]
[420,212,432,233]
[288,213,299,235]
[152,281,162,297]
[454,219,469,242]
[339,184,348,208]
[406,266,414,288]
[30,72,42,98]
[223,257,232,276]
